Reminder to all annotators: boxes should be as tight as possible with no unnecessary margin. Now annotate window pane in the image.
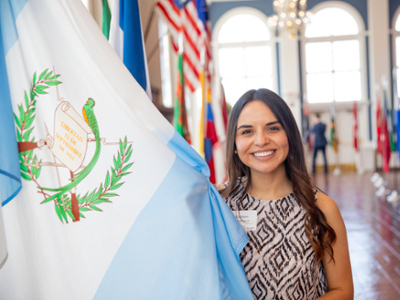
[221,78,246,106]
[396,37,400,67]
[244,46,272,77]
[218,48,245,78]
[218,14,270,43]
[246,76,273,91]
[307,73,334,103]
[305,42,333,73]
[305,8,359,38]
[334,71,362,101]
[332,40,360,71]
[159,22,172,107]
[396,15,400,31]
[396,69,400,98]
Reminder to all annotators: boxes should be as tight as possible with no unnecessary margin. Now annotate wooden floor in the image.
[312,170,400,300]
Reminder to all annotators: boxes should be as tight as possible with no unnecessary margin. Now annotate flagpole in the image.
[354,101,364,174]
[381,79,386,193]
[330,102,340,176]
[375,84,383,180]
[143,4,156,42]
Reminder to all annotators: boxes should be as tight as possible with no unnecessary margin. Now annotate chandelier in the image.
[268,0,313,38]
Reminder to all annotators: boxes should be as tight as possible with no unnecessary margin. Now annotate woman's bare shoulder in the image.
[316,191,343,226]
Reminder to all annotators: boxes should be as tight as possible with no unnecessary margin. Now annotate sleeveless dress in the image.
[222,181,327,300]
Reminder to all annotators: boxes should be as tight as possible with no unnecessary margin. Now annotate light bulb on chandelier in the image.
[268,0,313,39]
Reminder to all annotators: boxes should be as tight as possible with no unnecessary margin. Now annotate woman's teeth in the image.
[254,150,275,157]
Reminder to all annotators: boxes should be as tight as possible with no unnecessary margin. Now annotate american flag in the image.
[156,0,210,92]
[157,0,226,184]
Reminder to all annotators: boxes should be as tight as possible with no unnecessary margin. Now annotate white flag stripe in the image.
[109,0,124,59]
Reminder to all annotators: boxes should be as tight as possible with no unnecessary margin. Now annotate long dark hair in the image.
[221,89,336,263]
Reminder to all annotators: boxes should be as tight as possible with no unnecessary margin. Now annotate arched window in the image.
[213,8,277,106]
[302,3,365,103]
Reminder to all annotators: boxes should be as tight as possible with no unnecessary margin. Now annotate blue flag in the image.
[0,0,22,206]
[109,0,152,100]
[0,0,253,298]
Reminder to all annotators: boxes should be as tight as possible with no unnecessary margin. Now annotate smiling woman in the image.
[219,89,354,300]
[235,101,289,182]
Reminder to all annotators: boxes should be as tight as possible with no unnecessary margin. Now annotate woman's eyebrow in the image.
[236,125,252,130]
[266,121,279,126]
[237,121,279,131]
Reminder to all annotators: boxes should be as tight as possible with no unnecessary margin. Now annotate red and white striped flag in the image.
[156,0,205,92]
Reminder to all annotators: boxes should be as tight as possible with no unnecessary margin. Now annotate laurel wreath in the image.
[15,68,61,183]
[15,68,134,223]
[56,137,133,223]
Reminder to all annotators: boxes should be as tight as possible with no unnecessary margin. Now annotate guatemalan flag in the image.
[109,0,152,100]
[0,0,253,299]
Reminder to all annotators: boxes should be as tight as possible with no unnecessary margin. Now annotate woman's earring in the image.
[234,150,238,154]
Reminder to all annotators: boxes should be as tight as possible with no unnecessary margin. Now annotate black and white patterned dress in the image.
[222,181,327,300]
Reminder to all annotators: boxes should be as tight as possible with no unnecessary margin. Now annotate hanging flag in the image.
[212,82,229,184]
[87,0,112,39]
[156,0,225,183]
[393,69,400,161]
[303,99,313,151]
[329,104,338,153]
[0,1,253,299]
[384,88,396,152]
[198,0,226,184]
[199,70,206,157]
[376,88,382,154]
[101,0,112,39]
[0,19,21,206]
[205,89,218,184]
[109,0,152,99]
[396,106,400,162]
[155,0,204,92]
[382,87,391,173]
[353,101,358,152]
[174,53,191,143]
[0,17,19,270]
[220,83,228,132]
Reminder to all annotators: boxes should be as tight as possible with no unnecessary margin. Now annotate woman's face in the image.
[235,100,289,177]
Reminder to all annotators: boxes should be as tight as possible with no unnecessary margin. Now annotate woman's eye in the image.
[241,129,252,135]
[269,126,280,132]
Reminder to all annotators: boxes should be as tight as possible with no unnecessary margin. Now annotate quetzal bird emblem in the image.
[40,98,100,203]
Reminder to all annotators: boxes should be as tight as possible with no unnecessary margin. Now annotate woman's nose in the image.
[254,131,269,146]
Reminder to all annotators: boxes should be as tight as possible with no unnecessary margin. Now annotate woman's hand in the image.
[214,184,225,190]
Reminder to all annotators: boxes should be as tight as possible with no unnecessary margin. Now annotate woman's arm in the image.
[316,192,354,300]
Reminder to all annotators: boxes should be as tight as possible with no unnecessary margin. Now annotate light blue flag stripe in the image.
[94,132,251,299]
[119,0,149,97]
[158,128,210,178]
[0,0,27,205]
[0,0,27,54]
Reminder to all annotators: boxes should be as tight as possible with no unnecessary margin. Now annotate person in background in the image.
[305,113,328,175]
[218,89,353,300]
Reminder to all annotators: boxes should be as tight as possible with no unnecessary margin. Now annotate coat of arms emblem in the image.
[15,68,134,223]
